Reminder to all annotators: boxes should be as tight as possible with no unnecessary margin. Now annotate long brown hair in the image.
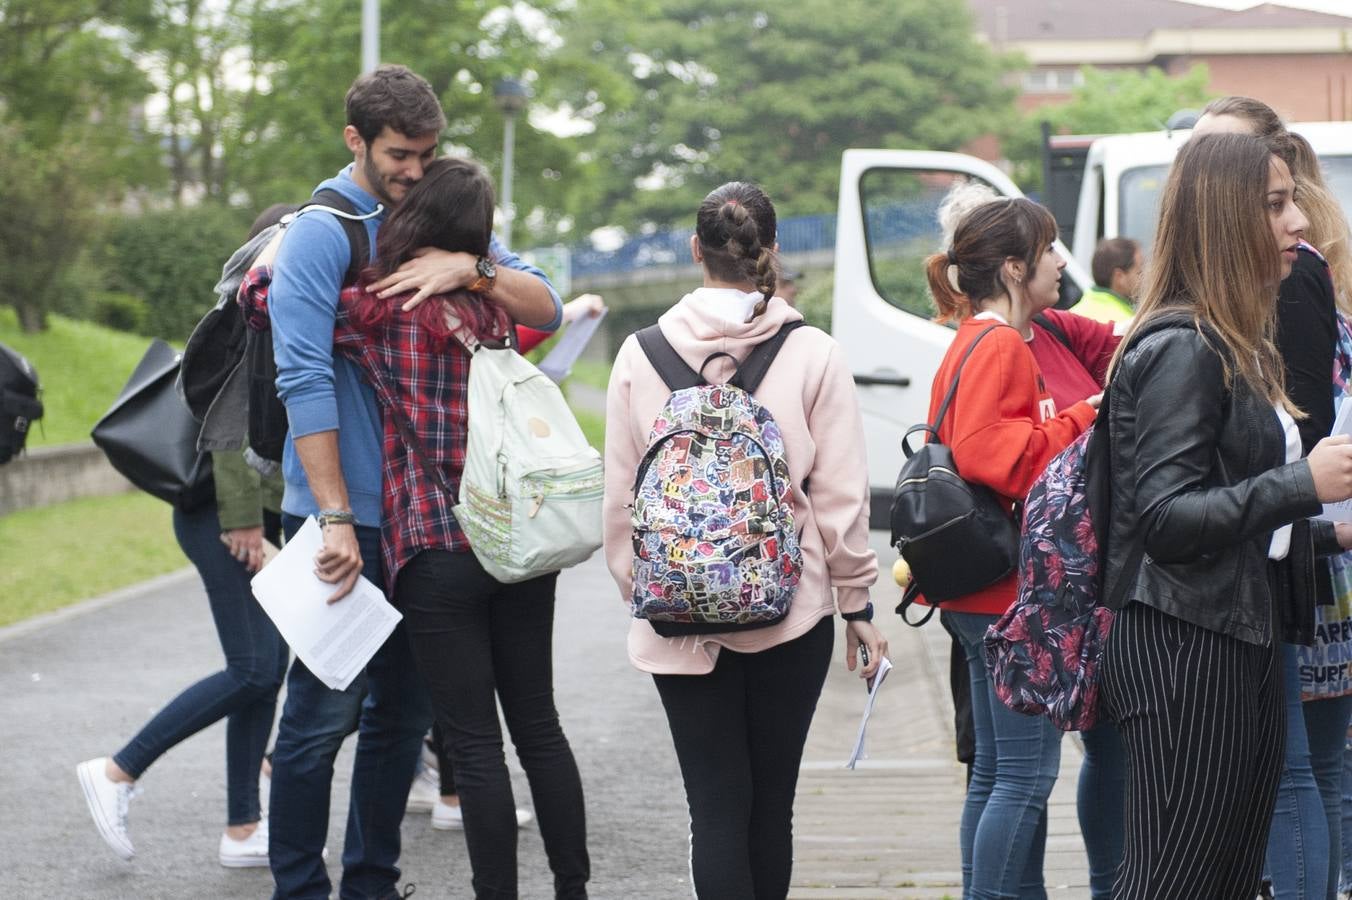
[1201,96,1352,312]
[1113,132,1291,407]
[925,197,1058,323]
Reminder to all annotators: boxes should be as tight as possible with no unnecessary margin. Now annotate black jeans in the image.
[396,549,589,900]
[652,615,834,900]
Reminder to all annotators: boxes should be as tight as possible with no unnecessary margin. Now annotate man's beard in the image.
[363,154,402,207]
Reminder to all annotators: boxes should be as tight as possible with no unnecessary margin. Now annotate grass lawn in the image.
[0,308,154,447]
[0,491,187,627]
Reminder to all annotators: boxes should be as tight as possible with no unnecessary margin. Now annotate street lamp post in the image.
[493,77,531,247]
[361,0,379,73]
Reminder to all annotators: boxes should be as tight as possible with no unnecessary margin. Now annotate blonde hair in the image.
[1286,132,1352,312]
[1114,133,1292,410]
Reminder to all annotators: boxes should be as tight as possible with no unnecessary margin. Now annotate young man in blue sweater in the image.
[266,64,561,900]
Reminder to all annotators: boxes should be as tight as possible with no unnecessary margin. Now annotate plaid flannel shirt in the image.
[332,285,474,593]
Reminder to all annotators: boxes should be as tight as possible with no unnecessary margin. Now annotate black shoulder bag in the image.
[890,325,1021,625]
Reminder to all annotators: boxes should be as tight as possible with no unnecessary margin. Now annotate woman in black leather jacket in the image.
[1100,132,1352,899]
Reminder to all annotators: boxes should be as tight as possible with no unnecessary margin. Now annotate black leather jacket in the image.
[1103,313,1340,646]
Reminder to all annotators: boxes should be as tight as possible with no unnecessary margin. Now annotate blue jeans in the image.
[268,516,434,900]
[944,610,1061,900]
[1343,731,1352,894]
[1268,644,1332,900]
[1077,718,1126,899]
[113,501,287,825]
[1305,692,1352,900]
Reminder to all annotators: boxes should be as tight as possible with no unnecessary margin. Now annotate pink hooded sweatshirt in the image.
[603,288,878,675]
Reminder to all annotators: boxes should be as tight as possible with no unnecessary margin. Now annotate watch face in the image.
[476,256,497,279]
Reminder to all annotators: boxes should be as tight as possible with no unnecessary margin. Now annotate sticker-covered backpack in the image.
[982,385,1141,731]
[631,321,805,636]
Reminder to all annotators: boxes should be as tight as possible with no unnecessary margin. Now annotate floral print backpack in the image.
[629,322,804,637]
[982,382,1143,731]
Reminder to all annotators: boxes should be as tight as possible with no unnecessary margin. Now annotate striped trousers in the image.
[1102,601,1283,900]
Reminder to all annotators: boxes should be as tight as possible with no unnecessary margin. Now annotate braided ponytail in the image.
[697,182,779,308]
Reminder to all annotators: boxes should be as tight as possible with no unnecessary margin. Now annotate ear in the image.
[690,234,703,265]
[344,125,366,159]
[1003,258,1025,286]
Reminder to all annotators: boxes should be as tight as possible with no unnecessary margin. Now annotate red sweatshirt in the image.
[920,314,1097,615]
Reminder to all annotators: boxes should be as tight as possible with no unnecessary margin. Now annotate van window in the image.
[1118,164,1169,251]
[860,168,994,319]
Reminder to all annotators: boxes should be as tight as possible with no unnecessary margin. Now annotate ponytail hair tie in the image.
[946,248,958,265]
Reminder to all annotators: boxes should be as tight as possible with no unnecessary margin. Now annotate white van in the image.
[833,124,1352,525]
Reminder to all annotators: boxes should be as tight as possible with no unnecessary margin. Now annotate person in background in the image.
[778,268,802,306]
[1073,237,1140,324]
[76,205,292,870]
[603,180,885,898]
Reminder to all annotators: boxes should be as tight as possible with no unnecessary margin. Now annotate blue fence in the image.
[569,211,840,279]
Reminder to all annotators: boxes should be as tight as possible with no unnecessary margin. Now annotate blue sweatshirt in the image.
[270,165,563,526]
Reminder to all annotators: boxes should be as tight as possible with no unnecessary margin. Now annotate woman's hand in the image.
[1308,435,1352,503]
[561,293,605,324]
[1084,392,1103,410]
[222,526,266,573]
[367,248,478,309]
[844,619,888,682]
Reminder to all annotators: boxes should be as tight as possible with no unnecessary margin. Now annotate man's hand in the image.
[221,526,266,573]
[315,522,363,603]
[561,293,605,324]
[368,248,477,310]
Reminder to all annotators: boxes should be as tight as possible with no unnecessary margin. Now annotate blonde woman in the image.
[1100,132,1352,898]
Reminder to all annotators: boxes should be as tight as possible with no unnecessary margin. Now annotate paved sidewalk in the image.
[0,531,1092,899]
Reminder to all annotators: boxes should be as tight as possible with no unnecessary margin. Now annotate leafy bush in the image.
[92,292,148,334]
[98,204,251,342]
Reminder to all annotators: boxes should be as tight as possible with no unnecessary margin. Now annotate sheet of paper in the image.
[538,309,608,384]
[845,656,894,769]
[1320,397,1352,522]
[250,516,401,690]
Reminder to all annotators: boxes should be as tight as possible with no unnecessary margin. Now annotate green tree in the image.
[0,0,160,331]
[546,0,1018,233]
[1005,64,1213,188]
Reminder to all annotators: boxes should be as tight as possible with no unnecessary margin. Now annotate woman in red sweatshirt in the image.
[923,197,1098,899]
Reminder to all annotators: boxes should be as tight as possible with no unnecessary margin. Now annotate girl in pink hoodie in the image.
[603,182,885,898]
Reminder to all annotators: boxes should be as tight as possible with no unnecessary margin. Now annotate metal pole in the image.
[500,111,516,246]
[361,0,379,73]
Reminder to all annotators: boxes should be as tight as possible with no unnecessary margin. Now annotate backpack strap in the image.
[729,321,806,393]
[929,324,1005,437]
[636,325,704,391]
[306,189,373,286]
[1032,312,1072,351]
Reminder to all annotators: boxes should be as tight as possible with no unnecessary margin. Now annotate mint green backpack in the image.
[451,344,604,583]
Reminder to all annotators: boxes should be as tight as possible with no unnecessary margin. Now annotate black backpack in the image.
[179,189,371,466]
[890,325,1022,625]
[0,341,43,465]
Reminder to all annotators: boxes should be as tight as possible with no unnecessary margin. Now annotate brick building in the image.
[968,0,1352,122]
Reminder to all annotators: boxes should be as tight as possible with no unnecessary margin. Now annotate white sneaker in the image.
[405,766,440,815]
[219,821,269,868]
[77,758,135,861]
[432,801,533,831]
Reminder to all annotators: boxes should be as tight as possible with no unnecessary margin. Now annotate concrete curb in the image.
[0,566,197,645]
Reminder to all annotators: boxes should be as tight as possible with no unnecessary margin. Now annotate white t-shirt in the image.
[1269,404,1302,561]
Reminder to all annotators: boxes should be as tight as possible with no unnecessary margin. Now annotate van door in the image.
[832,149,1090,526]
